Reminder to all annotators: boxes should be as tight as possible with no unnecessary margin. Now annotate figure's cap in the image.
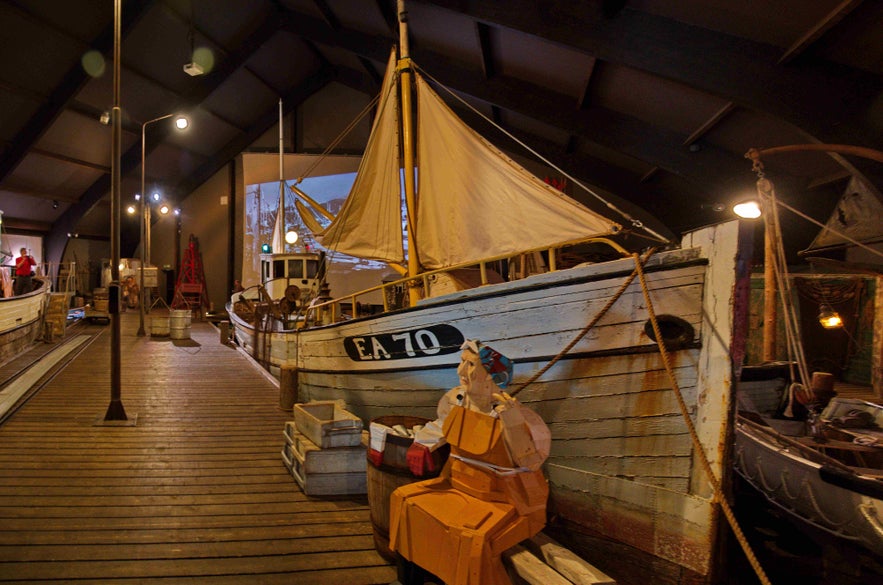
[461,340,512,389]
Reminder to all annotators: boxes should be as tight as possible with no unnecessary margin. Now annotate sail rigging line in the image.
[776,197,883,262]
[634,257,772,585]
[759,177,812,402]
[291,91,382,190]
[508,245,653,398]
[314,82,394,268]
[414,64,670,245]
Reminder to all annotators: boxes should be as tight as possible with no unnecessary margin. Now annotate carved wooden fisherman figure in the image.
[389,340,551,585]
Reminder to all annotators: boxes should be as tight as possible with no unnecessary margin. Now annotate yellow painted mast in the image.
[397,0,421,306]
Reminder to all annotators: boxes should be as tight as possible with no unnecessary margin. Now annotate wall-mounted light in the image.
[159,204,170,215]
[175,116,189,130]
[99,111,111,125]
[126,204,136,215]
[818,304,843,329]
[152,192,161,202]
[52,200,59,209]
[285,229,299,245]
[733,200,762,219]
[174,208,181,216]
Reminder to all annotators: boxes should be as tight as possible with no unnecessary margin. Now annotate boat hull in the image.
[734,418,883,557]
[229,221,749,580]
[0,279,50,363]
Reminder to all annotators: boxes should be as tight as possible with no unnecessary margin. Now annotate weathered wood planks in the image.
[0,312,395,584]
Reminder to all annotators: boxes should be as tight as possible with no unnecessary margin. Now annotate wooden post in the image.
[279,366,297,411]
[762,220,777,362]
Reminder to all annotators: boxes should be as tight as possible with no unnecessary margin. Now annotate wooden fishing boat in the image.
[735,396,883,558]
[228,3,753,582]
[733,145,883,563]
[0,277,50,364]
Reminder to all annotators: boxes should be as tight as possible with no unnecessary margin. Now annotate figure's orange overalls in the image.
[389,404,548,585]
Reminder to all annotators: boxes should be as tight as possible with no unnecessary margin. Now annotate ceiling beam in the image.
[279,10,750,193]
[174,66,337,198]
[414,0,882,151]
[45,6,290,267]
[778,0,864,65]
[0,0,156,184]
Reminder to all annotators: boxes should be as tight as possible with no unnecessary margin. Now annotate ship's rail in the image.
[306,237,630,325]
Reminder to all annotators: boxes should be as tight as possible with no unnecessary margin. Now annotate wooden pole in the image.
[398,0,421,307]
[762,218,777,362]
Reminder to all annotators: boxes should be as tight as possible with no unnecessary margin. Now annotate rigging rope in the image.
[757,178,812,400]
[507,247,655,397]
[510,246,772,585]
[633,255,773,585]
[292,92,381,188]
[777,198,883,261]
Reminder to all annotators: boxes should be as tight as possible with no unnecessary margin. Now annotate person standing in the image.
[14,248,36,296]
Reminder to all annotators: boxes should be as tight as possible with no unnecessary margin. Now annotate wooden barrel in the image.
[366,415,449,562]
[366,462,424,562]
[169,309,191,339]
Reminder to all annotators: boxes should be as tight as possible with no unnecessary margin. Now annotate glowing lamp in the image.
[818,304,843,329]
[285,230,298,244]
[733,200,761,219]
[261,243,272,253]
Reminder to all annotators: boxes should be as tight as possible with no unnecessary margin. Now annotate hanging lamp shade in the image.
[818,304,843,329]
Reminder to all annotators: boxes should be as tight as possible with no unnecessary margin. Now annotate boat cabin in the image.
[259,252,323,302]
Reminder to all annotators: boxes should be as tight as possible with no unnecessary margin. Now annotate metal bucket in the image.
[150,314,170,337]
[169,309,191,340]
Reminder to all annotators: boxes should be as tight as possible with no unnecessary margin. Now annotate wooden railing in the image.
[305,237,629,325]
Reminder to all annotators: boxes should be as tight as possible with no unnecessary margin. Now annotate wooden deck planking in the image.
[0,312,395,584]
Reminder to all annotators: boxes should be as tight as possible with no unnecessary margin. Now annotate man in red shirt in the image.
[14,248,36,296]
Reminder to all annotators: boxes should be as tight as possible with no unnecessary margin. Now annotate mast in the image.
[272,98,285,254]
[397,0,420,306]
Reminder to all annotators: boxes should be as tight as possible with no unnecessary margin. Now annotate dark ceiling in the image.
[1,0,882,266]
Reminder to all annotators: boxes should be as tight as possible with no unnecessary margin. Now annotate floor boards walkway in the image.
[0,312,396,584]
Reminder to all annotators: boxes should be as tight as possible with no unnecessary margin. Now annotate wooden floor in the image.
[0,311,396,584]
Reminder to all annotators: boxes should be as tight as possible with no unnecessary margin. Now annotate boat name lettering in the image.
[344,325,464,361]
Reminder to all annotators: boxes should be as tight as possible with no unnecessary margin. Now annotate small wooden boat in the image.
[0,277,51,364]
[735,395,883,557]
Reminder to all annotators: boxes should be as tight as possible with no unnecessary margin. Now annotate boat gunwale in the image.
[0,277,50,305]
[230,252,710,334]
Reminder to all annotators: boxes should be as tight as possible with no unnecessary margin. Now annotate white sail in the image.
[804,175,883,252]
[312,50,405,264]
[303,50,620,270]
[413,74,619,269]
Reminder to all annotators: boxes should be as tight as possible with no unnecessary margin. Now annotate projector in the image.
[183,62,204,76]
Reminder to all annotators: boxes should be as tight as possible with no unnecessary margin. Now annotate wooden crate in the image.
[293,401,363,448]
[283,424,366,474]
[281,427,367,496]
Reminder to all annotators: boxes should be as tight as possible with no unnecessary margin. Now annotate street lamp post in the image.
[137,114,189,336]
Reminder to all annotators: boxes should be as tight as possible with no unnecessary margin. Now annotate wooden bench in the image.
[503,532,616,585]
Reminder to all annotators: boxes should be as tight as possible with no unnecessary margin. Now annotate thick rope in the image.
[507,248,655,397]
[633,254,772,585]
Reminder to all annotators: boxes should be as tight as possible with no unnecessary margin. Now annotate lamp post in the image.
[137,114,189,336]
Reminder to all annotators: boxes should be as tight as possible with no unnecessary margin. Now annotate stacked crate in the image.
[281,401,367,496]
[44,293,69,341]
